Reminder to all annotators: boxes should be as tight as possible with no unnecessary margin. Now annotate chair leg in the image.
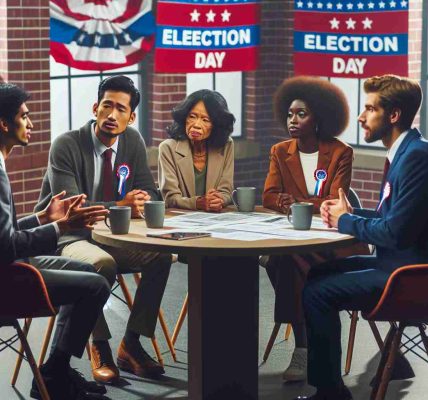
[418,324,428,355]
[14,320,51,400]
[263,323,281,363]
[369,320,384,350]
[38,316,56,367]
[371,323,404,400]
[172,293,188,346]
[345,311,359,375]
[151,336,164,366]
[158,309,177,362]
[11,318,32,386]
[284,323,292,340]
[117,275,134,311]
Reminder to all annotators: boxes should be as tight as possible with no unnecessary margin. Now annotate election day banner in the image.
[294,0,409,78]
[155,0,261,73]
[50,0,156,71]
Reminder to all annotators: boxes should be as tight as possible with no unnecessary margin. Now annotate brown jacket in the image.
[158,138,234,209]
[263,138,353,213]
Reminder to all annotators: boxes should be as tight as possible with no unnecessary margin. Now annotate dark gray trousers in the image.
[28,256,110,358]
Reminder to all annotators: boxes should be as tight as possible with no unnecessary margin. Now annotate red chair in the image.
[0,262,56,400]
[362,264,428,400]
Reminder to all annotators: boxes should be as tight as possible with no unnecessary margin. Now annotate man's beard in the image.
[99,128,125,139]
[364,117,391,144]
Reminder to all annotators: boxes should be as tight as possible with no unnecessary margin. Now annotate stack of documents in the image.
[148,212,349,242]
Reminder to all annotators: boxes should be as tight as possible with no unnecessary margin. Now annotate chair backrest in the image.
[348,187,362,209]
[363,264,428,322]
[0,262,56,319]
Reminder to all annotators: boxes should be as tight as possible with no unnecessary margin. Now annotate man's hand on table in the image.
[117,189,151,218]
[196,189,224,212]
[320,188,353,228]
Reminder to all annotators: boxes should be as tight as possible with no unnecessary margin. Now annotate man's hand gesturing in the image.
[56,195,108,234]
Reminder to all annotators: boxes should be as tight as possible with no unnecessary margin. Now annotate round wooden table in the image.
[92,212,356,400]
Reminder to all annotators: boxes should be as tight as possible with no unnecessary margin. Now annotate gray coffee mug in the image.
[287,202,314,230]
[105,206,131,234]
[144,201,165,228]
[232,187,256,212]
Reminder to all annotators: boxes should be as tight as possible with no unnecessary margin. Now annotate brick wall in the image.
[351,0,423,208]
[0,0,50,216]
[2,0,423,214]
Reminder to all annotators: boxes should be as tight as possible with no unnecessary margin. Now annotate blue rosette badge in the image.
[314,169,328,197]
[117,164,130,198]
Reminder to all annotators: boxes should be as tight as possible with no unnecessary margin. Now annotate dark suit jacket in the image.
[0,166,57,264]
[35,120,159,247]
[263,138,353,213]
[339,129,428,272]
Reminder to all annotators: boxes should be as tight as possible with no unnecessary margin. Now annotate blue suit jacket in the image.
[0,166,58,264]
[339,128,428,272]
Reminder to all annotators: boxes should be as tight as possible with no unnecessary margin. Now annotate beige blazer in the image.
[158,138,234,209]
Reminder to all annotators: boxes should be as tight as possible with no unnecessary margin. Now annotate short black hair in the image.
[97,75,140,112]
[166,89,235,148]
[0,83,30,124]
[273,76,349,140]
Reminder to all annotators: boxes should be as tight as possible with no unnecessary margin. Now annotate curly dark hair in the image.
[166,89,235,148]
[273,76,349,140]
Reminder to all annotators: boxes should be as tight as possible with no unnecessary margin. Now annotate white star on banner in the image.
[190,9,200,22]
[368,2,375,8]
[347,3,353,9]
[357,2,364,9]
[307,1,314,8]
[206,9,216,22]
[124,33,132,43]
[362,17,373,29]
[221,9,231,22]
[329,17,340,29]
[94,34,101,45]
[389,0,396,7]
[327,2,333,9]
[297,1,304,8]
[379,1,385,8]
[336,2,343,9]
[346,18,356,29]
[78,34,85,44]
[317,2,323,8]
[400,0,407,6]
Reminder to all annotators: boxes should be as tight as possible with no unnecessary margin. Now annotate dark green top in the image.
[194,164,207,196]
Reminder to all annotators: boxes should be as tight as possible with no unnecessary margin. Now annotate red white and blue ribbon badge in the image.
[314,169,328,197]
[50,0,155,71]
[377,181,391,211]
[117,164,130,197]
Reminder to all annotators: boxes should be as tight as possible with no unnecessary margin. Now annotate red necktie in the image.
[381,158,390,189]
[102,148,114,201]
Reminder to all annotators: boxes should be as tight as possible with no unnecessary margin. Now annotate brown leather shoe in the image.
[90,341,120,384]
[117,339,165,378]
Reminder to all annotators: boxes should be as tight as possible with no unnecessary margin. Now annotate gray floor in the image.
[1,261,427,400]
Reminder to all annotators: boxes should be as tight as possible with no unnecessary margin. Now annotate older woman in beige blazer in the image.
[158,89,235,211]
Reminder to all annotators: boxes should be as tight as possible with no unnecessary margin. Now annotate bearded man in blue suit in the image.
[295,75,428,400]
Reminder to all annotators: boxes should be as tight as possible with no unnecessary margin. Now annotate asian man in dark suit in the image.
[0,82,111,399]
[295,75,428,400]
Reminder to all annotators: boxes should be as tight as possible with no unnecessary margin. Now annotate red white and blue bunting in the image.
[50,0,156,71]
